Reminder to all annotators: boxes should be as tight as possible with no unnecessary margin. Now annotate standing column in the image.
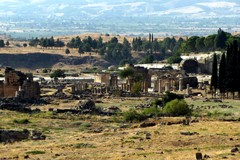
[158,79,162,93]
[165,82,170,92]
[179,78,183,92]
[186,84,190,95]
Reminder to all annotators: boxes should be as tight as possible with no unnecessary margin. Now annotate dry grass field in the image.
[0,97,240,160]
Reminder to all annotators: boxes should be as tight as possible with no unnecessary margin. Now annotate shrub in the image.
[162,91,183,105]
[142,106,161,118]
[50,69,66,78]
[74,143,96,149]
[151,98,162,107]
[13,119,30,124]
[65,48,70,54]
[131,82,142,95]
[163,99,191,116]
[123,109,146,123]
[80,123,92,128]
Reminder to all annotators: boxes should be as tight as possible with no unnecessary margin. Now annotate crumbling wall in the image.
[0,129,46,143]
[0,129,30,143]
[20,81,40,99]
[0,68,40,99]
[3,85,19,97]
[0,82,4,97]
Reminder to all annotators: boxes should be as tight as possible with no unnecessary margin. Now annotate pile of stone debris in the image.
[0,129,46,143]
[0,98,47,113]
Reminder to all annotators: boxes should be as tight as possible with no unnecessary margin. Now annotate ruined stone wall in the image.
[95,74,110,85]
[0,130,30,143]
[3,85,19,97]
[71,82,88,94]
[21,81,40,99]
[182,77,198,88]
[110,75,118,89]
[5,70,26,86]
[0,82,4,97]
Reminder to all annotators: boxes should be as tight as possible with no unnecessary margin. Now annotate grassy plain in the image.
[0,97,240,160]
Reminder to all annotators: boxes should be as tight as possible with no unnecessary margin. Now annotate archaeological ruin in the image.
[0,67,40,99]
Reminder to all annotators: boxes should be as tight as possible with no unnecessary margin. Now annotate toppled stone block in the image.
[139,122,156,128]
[231,147,239,153]
[180,131,199,136]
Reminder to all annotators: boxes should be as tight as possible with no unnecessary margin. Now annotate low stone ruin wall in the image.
[0,129,45,143]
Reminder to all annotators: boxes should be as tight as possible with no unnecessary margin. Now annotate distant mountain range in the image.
[0,0,240,38]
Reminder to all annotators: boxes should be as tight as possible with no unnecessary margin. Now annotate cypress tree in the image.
[225,41,239,98]
[210,53,218,96]
[218,53,226,96]
[236,42,240,97]
[214,28,227,49]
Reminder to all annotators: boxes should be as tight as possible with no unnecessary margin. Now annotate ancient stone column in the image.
[198,82,203,89]
[179,78,183,92]
[158,80,162,93]
[186,84,190,95]
[71,85,75,93]
[165,82,170,92]
[94,88,97,95]
[144,81,148,93]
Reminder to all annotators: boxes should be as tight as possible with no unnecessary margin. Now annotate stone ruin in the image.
[120,65,151,93]
[0,129,45,143]
[69,65,198,97]
[71,73,119,96]
[0,67,40,99]
[150,68,198,94]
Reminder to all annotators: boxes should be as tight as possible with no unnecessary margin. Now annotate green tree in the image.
[23,43,27,47]
[140,55,154,64]
[119,67,134,79]
[82,43,91,52]
[204,34,216,51]
[131,82,142,95]
[29,37,39,47]
[195,37,205,52]
[214,28,227,49]
[65,48,70,54]
[50,69,66,78]
[55,39,65,47]
[0,40,5,47]
[219,53,226,95]
[167,53,182,64]
[163,99,191,116]
[152,39,160,53]
[185,36,199,52]
[123,109,145,123]
[6,41,10,46]
[162,91,183,105]
[97,37,103,49]
[210,53,218,95]
[78,46,84,55]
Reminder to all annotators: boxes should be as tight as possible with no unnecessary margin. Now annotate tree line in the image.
[211,40,240,98]
[29,37,65,48]
[27,29,240,66]
[180,28,240,53]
